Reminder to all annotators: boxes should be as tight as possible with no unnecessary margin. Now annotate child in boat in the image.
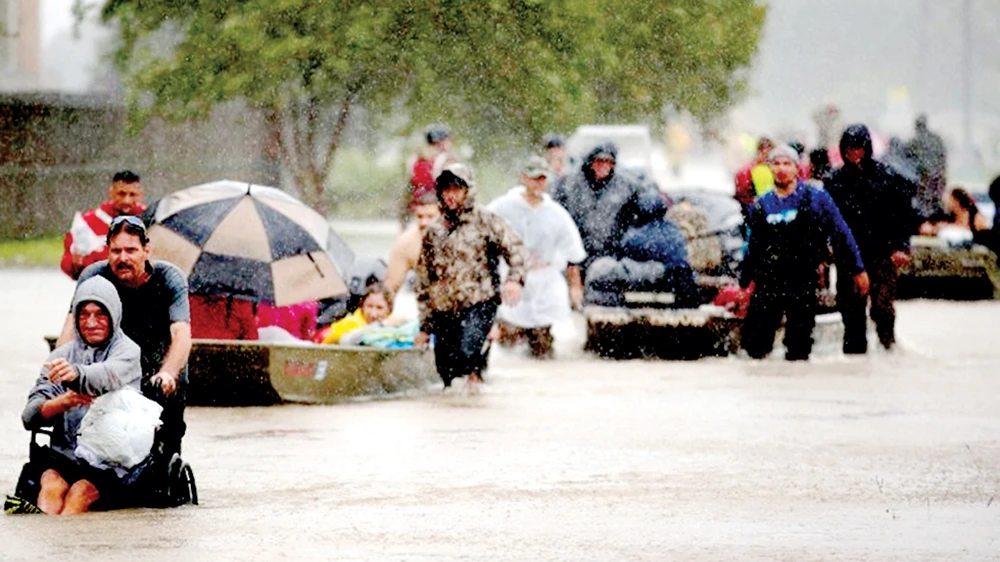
[918,187,990,244]
[317,284,393,344]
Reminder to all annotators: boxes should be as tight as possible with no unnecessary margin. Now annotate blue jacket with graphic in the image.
[740,182,865,288]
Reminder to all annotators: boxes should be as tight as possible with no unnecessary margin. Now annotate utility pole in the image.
[962,0,974,165]
[918,0,927,109]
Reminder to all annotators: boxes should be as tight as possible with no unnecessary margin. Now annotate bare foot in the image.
[37,469,69,515]
[464,373,483,395]
[37,488,64,515]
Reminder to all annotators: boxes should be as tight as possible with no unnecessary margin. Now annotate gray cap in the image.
[523,155,551,179]
[767,144,800,164]
[438,162,475,189]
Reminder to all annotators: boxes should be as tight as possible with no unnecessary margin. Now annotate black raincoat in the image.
[827,125,915,261]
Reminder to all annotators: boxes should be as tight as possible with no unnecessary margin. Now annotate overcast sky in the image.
[36,0,999,157]
[41,0,74,43]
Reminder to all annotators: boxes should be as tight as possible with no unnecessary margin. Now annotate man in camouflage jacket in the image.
[415,163,527,387]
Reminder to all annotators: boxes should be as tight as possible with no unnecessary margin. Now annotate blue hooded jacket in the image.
[620,191,690,269]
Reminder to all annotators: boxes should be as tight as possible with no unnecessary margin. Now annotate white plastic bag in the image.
[75,387,163,469]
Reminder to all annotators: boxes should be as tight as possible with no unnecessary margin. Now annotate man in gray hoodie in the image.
[21,276,143,514]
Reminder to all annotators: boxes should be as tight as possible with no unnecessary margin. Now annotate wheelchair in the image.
[8,428,197,513]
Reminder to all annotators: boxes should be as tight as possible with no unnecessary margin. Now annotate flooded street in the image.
[8,0,1000,557]
[1,245,999,560]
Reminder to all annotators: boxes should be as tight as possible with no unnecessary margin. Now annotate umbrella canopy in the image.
[146,180,355,306]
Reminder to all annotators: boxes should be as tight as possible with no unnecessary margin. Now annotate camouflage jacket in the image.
[415,206,526,330]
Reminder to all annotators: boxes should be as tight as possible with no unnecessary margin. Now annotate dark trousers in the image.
[497,321,554,359]
[741,282,816,361]
[837,255,897,353]
[143,369,188,457]
[430,299,499,387]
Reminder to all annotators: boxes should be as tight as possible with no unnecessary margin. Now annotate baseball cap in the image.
[523,155,551,179]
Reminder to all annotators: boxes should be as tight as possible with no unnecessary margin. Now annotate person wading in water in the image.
[414,163,527,387]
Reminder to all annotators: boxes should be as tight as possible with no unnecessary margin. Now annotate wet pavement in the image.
[1,261,999,560]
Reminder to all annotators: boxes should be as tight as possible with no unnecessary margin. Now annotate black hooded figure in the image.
[975,175,1000,256]
[826,124,916,352]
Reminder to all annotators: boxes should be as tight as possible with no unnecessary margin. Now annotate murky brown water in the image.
[2,262,999,561]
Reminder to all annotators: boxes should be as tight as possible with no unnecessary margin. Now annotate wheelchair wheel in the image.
[164,454,198,507]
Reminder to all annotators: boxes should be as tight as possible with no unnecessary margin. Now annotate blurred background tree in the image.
[100,0,765,213]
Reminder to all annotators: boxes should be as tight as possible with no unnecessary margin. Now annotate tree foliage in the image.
[101,0,765,212]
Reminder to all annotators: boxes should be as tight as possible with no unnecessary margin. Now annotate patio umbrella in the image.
[145,180,355,306]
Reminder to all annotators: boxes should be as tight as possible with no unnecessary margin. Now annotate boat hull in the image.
[186,340,439,406]
[583,305,844,359]
[898,237,999,300]
[45,337,439,406]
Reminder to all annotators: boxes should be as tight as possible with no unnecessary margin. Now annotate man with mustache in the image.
[60,170,147,280]
[56,216,191,457]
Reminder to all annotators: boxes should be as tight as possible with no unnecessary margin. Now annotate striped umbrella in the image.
[146,180,355,306]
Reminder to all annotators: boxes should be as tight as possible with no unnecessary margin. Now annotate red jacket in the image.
[257,301,319,341]
[189,295,259,340]
[734,162,762,209]
[60,202,147,280]
[409,157,436,203]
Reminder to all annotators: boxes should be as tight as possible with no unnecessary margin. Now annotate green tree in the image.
[101,0,765,213]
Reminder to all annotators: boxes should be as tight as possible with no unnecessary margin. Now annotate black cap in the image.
[425,124,451,144]
[542,133,564,149]
[112,170,141,183]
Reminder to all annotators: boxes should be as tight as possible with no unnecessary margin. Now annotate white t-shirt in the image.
[487,187,587,328]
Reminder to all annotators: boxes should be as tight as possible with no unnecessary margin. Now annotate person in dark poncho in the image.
[907,114,948,220]
[827,124,915,353]
[551,142,660,271]
[978,176,1000,256]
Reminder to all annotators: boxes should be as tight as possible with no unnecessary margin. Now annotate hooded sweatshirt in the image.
[415,163,527,329]
[22,276,142,462]
[826,124,915,260]
[551,143,660,259]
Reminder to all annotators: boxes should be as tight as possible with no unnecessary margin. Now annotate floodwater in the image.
[2,240,999,560]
